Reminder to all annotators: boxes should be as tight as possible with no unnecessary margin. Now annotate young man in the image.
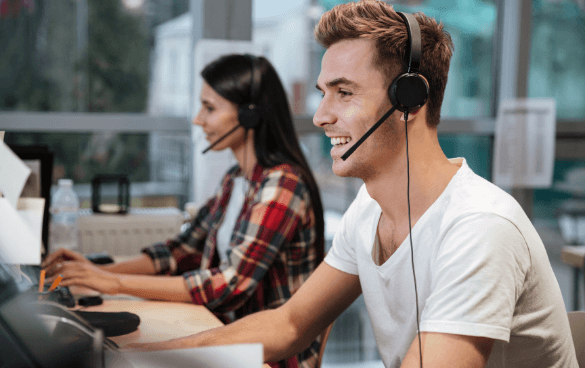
[127,2,577,367]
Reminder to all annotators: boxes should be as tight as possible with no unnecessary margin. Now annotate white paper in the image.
[0,197,43,265]
[493,98,556,188]
[0,141,32,208]
[108,344,263,368]
[17,197,45,250]
[192,40,262,207]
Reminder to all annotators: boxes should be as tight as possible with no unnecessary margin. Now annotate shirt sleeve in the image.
[420,212,531,342]
[141,194,217,275]
[182,169,309,312]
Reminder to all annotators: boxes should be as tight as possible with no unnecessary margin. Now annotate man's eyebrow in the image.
[316,77,358,91]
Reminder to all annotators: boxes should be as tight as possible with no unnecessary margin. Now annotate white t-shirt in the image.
[216,176,249,263]
[325,158,577,368]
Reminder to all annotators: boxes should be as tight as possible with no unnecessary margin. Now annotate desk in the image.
[78,300,223,347]
[77,299,272,368]
[561,245,585,311]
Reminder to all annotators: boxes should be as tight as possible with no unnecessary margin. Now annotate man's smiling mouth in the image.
[331,137,352,147]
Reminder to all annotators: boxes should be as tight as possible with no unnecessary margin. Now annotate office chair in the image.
[568,311,585,368]
[316,322,334,368]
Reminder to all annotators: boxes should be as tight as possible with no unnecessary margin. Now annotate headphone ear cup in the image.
[388,73,429,112]
[238,104,261,130]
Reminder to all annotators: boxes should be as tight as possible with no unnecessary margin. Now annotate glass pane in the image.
[0,0,191,206]
[310,0,497,118]
[0,0,189,113]
[3,131,190,209]
[533,160,585,224]
[439,135,492,181]
[528,0,585,119]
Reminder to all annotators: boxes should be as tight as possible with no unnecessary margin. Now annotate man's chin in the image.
[331,160,353,178]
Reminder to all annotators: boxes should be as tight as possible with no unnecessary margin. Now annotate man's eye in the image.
[339,90,352,97]
[206,106,214,112]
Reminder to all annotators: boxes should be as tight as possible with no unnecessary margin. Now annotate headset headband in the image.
[397,12,421,74]
[247,54,260,104]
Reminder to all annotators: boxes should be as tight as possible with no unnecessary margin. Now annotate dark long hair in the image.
[201,54,325,264]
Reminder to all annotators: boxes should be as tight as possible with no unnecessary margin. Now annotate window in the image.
[528,0,585,120]
[0,0,192,208]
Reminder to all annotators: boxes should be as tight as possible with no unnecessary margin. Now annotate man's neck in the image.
[364,136,460,229]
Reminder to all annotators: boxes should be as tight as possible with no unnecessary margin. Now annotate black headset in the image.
[393,12,425,368]
[388,12,429,113]
[341,12,429,161]
[339,12,426,368]
[238,54,262,130]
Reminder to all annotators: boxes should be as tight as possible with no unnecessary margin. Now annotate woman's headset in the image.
[202,54,262,154]
[238,55,262,130]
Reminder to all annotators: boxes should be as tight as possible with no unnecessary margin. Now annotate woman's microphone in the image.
[201,125,242,154]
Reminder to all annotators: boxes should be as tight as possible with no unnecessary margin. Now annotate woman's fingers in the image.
[42,248,82,269]
[41,249,66,268]
[46,262,82,282]
[45,261,119,294]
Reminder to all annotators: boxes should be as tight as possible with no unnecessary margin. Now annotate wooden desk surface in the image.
[78,299,272,368]
[79,300,223,347]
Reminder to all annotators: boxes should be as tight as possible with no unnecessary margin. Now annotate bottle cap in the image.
[58,179,73,187]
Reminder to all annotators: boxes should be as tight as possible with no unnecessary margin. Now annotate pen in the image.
[38,269,46,293]
[47,275,63,292]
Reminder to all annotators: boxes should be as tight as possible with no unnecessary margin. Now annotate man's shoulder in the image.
[448,169,526,223]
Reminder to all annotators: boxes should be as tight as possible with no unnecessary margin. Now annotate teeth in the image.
[331,137,352,146]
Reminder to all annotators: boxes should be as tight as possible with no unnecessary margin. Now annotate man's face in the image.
[314,38,398,179]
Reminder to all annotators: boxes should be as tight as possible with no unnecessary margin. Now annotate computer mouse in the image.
[85,253,114,265]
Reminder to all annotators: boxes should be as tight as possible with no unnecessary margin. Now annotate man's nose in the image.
[313,96,336,128]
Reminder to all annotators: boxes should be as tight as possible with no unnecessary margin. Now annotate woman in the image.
[43,54,325,368]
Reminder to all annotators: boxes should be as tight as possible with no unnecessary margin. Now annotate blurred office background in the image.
[1,0,585,366]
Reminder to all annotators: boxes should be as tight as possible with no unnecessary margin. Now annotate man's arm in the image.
[401,332,494,368]
[125,262,362,363]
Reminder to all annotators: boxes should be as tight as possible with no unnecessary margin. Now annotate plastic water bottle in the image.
[49,179,80,252]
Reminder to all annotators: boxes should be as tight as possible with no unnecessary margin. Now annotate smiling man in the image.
[126,2,577,367]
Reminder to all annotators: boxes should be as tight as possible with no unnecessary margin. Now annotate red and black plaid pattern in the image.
[142,163,321,368]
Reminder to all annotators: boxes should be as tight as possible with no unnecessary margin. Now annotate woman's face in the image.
[193,81,246,152]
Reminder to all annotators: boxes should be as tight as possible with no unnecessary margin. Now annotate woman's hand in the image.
[42,248,90,276]
[45,260,121,295]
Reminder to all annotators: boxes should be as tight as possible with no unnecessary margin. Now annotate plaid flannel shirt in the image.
[142,163,322,368]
